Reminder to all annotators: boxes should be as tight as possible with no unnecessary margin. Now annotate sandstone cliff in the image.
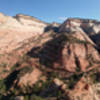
[0,14,100,100]
[0,13,48,53]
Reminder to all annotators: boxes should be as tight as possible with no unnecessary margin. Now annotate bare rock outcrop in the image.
[59,18,100,46]
[17,68,42,88]
[0,13,100,100]
[0,13,48,54]
[39,33,100,73]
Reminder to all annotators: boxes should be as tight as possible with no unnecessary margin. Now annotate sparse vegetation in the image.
[1,15,100,100]
[18,66,33,77]
[67,73,83,89]
[0,79,6,94]
[90,72,100,84]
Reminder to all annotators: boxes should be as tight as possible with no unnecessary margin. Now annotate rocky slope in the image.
[1,14,100,100]
[59,18,100,46]
[0,13,48,53]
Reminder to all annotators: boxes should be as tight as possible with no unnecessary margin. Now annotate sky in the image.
[0,0,100,23]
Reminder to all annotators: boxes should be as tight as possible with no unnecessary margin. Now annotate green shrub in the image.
[24,95,29,100]
[68,73,83,89]
[30,94,44,100]
[0,80,6,94]
[90,72,100,84]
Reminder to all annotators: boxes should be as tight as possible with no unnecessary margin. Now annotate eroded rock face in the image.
[59,18,100,46]
[39,34,100,73]
[68,31,95,46]
[18,68,42,87]
[0,13,47,54]
[59,18,100,34]
[0,13,49,79]
[1,13,100,100]
[66,78,100,100]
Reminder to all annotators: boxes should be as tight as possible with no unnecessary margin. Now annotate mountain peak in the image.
[66,18,98,23]
[0,13,100,100]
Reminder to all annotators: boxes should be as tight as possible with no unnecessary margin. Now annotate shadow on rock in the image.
[27,34,68,69]
[5,70,20,91]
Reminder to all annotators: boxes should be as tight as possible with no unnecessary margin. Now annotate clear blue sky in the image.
[0,0,100,23]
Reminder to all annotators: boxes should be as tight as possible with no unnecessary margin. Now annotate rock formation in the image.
[59,18,100,46]
[0,13,47,53]
[0,13,100,100]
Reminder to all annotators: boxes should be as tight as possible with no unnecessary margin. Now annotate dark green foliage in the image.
[24,95,29,100]
[67,73,83,89]
[90,72,100,83]
[64,34,89,44]
[32,80,51,94]
[0,80,6,94]
[18,66,33,77]
[30,95,44,100]
[48,72,60,80]
[56,90,63,99]
[11,63,20,71]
